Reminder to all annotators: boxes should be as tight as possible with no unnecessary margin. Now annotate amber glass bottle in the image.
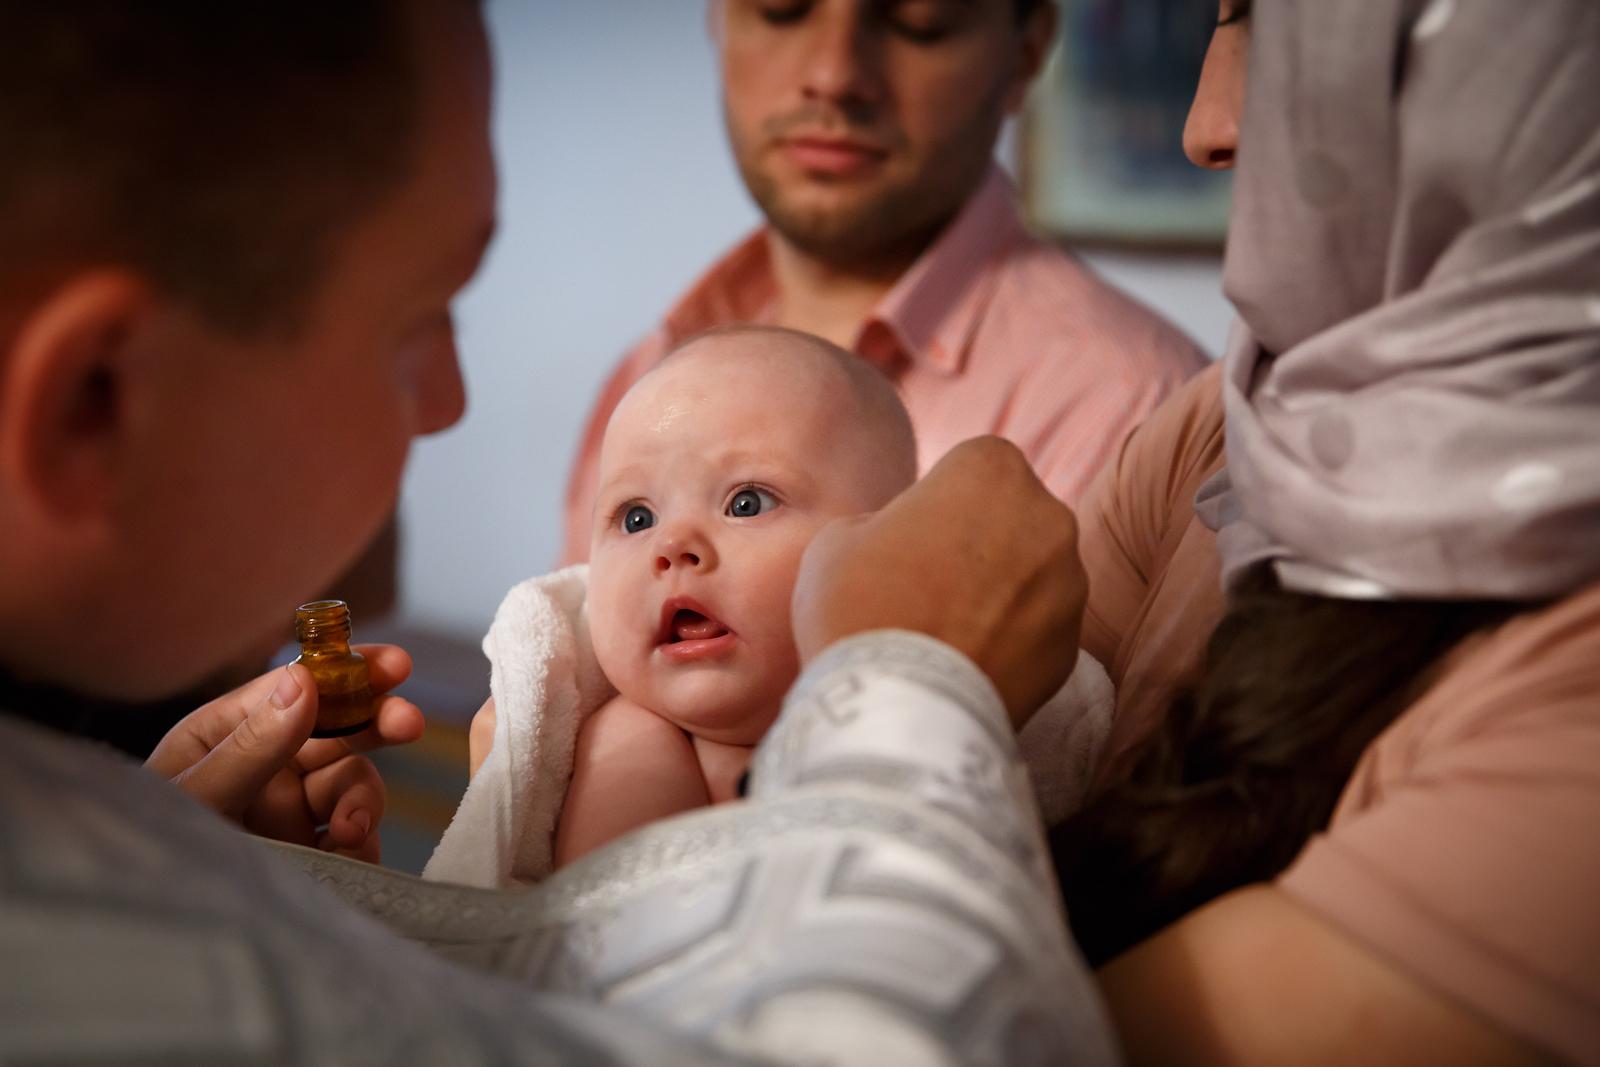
[293,600,374,738]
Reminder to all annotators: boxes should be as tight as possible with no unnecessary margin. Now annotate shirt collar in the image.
[659,164,1028,376]
[856,165,1028,376]
[661,229,780,344]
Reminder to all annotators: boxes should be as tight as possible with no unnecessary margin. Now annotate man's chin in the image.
[756,184,952,271]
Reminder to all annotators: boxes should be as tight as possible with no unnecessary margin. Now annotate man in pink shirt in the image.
[560,0,1208,564]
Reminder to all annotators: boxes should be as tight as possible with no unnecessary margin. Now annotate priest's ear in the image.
[0,270,154,531]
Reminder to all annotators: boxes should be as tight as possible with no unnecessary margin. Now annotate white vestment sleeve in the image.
[271,630,1122,1066]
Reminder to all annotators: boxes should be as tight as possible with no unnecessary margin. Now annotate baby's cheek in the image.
[741,554,807,677]
[589,620,626,692]
[586,571,636,691]
[754,535,816,634]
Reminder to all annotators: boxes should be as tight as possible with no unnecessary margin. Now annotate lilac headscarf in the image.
[1202,0,1600,600]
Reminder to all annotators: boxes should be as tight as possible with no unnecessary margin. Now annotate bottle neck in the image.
[295,601,354,654]
[298,634,352,655]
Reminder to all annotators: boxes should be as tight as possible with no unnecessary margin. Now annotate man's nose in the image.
[799,0,883,111]
[414,330,467,437]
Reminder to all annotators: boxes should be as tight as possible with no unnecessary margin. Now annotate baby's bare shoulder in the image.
[559,694,709,866]
[579,694,695,758]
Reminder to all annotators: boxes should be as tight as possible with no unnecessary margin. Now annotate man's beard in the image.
[727,98,996,274]
[740,161,957,273]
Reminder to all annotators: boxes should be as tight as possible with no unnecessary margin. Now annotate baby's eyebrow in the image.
[591,479,647,519]
[706,450,813,482]
[593,460,655,497]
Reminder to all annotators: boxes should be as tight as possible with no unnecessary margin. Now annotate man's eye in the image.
[888,0,958,42]
[758,0,811,26]
[726,488,779,518]
[623,505,656,534]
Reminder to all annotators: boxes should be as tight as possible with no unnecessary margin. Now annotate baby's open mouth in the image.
[656,597,734,648]
[667,609,730,644]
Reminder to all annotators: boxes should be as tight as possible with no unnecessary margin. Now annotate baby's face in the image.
[588,339,892,745]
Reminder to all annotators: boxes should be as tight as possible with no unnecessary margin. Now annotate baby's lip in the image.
[655,596,734,647]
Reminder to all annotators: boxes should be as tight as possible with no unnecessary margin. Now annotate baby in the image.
[556,324,916,866]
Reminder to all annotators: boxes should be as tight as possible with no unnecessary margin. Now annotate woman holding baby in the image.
[777,0,1595,1060]
[1024,0,1598,1061]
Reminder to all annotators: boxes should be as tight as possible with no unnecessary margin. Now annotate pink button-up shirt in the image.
[559,167,1207,565]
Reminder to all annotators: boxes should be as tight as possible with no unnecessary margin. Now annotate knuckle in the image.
[347,751,379,780]
[353,758,380,793]
[231,710,271,756]
[354,757,386,807]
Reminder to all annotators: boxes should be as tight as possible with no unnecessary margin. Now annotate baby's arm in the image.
[468,696,495,779]
[553,694,711,867]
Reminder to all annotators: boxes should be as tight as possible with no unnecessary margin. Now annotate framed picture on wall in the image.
[1023,0,1232,251]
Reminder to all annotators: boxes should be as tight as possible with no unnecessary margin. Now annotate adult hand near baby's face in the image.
[145,645,426,863]
[792,436,1086,728]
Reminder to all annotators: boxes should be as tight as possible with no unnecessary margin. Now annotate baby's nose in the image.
[654,548,701,573]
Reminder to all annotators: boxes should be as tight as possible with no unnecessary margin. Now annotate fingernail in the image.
[270,669,301,710]
[351,810,372,836]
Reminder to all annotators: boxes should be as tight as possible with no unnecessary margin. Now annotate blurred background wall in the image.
[394,0,1235,643]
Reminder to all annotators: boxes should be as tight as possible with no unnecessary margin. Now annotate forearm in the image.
[1096,886,1548,1067]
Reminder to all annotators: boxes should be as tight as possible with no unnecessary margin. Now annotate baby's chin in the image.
[629,674,787,745]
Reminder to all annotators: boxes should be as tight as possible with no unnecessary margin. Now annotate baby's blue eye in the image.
[623,505,656,534]
[727,488,778,518]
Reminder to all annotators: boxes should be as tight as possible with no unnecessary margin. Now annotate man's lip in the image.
[778,135,888,176]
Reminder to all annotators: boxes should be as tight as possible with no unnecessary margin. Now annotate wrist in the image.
[791,629,1009,736]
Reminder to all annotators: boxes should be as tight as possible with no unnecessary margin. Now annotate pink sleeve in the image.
[1032,370,1175,508]
[1075,361,1226,666]
[1278,597,1600,1064]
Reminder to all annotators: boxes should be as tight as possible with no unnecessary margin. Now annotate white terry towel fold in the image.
[422,566,614,889]
[422,565,1115,889]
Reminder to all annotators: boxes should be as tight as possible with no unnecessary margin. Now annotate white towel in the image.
[1018,647,1116,827]
[423,565,1115,889]
[422,566,615,888]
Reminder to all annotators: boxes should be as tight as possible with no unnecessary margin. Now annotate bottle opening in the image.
[296,599,352,642]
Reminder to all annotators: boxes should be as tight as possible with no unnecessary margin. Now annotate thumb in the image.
[172,664,317,821]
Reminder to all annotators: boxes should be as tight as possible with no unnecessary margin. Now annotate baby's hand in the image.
[468,696,496,779]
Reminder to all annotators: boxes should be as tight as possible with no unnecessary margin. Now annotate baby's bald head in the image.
[588,325,917,736]
[635,324,917,509]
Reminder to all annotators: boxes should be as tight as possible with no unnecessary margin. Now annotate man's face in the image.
[587,337,891,744]
[717,0,1043,268]
[58,0,497,697]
